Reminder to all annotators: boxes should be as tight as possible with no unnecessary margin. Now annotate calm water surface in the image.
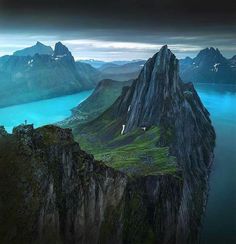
[0,90,93,132]
[196,84,236,244]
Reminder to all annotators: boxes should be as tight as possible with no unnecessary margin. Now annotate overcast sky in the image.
[0,0,235,60]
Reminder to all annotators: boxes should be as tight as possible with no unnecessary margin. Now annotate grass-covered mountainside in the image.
[0,42,99,108]
[75,45,215,242]
[59,79,132,127]
[78,125,177,176]
[180,47,236,83]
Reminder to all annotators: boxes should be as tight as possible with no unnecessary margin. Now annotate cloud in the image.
[0,31,236,61]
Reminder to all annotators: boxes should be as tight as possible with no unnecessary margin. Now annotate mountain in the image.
[229,55,236,72]
[58,79,132,127]
[99,60,145,81]
[79,59,107,68]
[99,62,120,71]
[0,42,99,108]
[0,46,215,243]
[75,45,215,242]
[180,47,236,83]
[80,59,145,69]
[75,61,101,88]
[13,41,53,56]
[0,124,184,243]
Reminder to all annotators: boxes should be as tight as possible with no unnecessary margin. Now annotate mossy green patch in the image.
[76,126,177,176]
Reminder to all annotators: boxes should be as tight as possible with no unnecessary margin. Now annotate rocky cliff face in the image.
[76,45,215,243]
[0,124,182,244]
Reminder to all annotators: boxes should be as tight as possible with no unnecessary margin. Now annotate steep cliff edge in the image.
[0,124,182,244]
[76,45,216,243]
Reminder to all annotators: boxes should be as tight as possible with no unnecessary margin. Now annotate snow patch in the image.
[128,105,131,112]
[213,63,220,72]
[121,124,126,135]
[27,59,34,66]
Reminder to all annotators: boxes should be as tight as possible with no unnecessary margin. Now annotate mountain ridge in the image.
[13,41,53,56]
[180,47,236,83]
[75,45,215,243]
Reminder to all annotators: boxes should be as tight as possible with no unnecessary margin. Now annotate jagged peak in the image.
[139,45,179,84]
[197,47,223,57]
[194,47,226,65]
[13,41,53,56]
[35,41,46,46]
[53,42,72,57]
[118,46,180,133]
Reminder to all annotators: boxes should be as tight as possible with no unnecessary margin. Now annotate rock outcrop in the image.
[0,125,182,244]
[0,126,7,137]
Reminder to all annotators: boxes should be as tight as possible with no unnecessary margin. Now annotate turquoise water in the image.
[0,90,93,133]
[0,84,235,243]
[196,84,236,244]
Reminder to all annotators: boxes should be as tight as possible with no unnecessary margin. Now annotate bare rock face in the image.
[0,125,182,244]
[53,42,73,58]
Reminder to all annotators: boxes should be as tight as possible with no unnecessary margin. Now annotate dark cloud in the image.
[0,0,235,59]
[1,0,235,29]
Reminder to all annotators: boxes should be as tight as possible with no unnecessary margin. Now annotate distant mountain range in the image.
[82,48,236,84]
[81,59,145,68]
[13,41,53,56]
[0,43,235,108]
[180,47,236,83]
[98,60,145,81]
[0,42,99,108]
